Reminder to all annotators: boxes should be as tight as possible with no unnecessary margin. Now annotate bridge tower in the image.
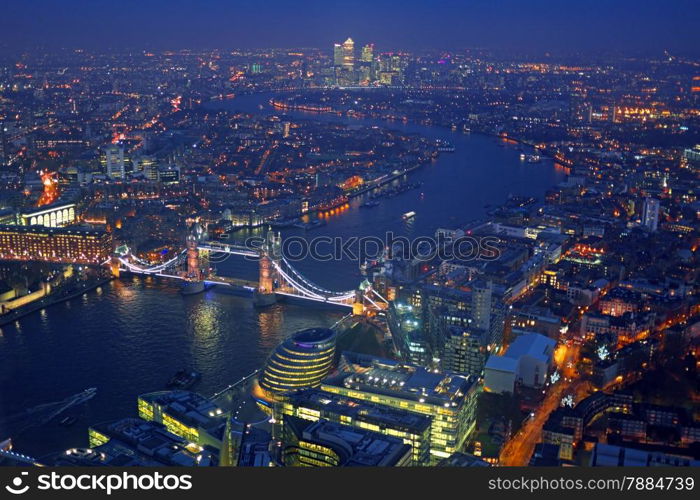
[186,234,200,279]
[352,289,365,316]
[110,255,121,278]
[254,230,281,307]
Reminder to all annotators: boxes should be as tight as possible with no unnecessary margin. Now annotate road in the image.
[498,380,571,466]
[499,341,588,466]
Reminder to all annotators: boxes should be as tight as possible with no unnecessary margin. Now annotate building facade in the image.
[0,224,112,264]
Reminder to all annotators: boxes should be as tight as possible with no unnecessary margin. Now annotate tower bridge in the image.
[110,230,388,315]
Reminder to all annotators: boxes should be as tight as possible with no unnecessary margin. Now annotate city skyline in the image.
[0,1,698,477]
[0,0,699,56]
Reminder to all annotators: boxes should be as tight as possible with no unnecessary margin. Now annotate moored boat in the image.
[166,369,201,390]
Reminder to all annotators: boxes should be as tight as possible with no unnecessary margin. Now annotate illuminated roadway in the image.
[499,341,589,466]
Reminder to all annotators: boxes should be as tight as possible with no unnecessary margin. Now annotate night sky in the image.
[1,0,699,55]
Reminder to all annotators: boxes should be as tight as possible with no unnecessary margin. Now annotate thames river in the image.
[0,92,566,458]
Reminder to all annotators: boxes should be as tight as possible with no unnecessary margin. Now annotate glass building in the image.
[258,328,336,400]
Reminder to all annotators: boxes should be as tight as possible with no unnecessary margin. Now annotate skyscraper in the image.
[333,43,344,67]
[341,37,355,70]
[642,197,660,232]
[0,123,8,165]
[359,44,375,84]
[103,145,125,179]
[361,43,374,63]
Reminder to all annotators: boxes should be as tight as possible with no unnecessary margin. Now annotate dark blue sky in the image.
[2,0,699,55]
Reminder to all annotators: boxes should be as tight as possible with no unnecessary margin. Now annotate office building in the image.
[405,281,506,372]
[83,418,217,466]
[158,164,181,184]
[360,44,374,63]
[388,301,430,366]
[257,327,336,401]
[138,391,227,455]
[341,37,354,70]
[333,43,344,67]
[442,326,489,376]
[273,388,431,465]
[641,197,660,232]
[223,419,272,467]
[321,353,479,463]
[280,416,412,467]
[103,145,126,180]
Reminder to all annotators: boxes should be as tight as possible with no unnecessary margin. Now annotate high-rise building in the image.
[361,44,374,63]
[642,197,660,232]
[341,37,355,70]
[387,301,431,366]
[320,352,479,463]
[0,123,8,165]
[410,281,506,365]
[103,145,126,179]
[257,328,337,402]
[442,326,489,376]
[333,44,344,67]
[133,155,158,180]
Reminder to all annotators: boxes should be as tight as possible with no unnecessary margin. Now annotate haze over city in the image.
[1,0,699,55]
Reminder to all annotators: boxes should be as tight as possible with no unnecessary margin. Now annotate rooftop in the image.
[288,416,411,467]
[89,418,216,466]
[327,352,476,408]
[287,388,431,434]
[139,390,226,435]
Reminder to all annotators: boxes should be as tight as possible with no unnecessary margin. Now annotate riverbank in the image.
[267,90,571,166]
[0,276,114,327]
[0,93,564,458]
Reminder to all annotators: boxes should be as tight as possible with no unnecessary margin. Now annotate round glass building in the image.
[258,328,337,399]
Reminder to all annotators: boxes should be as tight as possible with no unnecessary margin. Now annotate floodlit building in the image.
[257,328,336,402]
[0,224,112,264]
[272,388,431,465]
[84,418,217,466]
[138,391,227,455]
[321,352,479,463]
[19,203,76,228]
